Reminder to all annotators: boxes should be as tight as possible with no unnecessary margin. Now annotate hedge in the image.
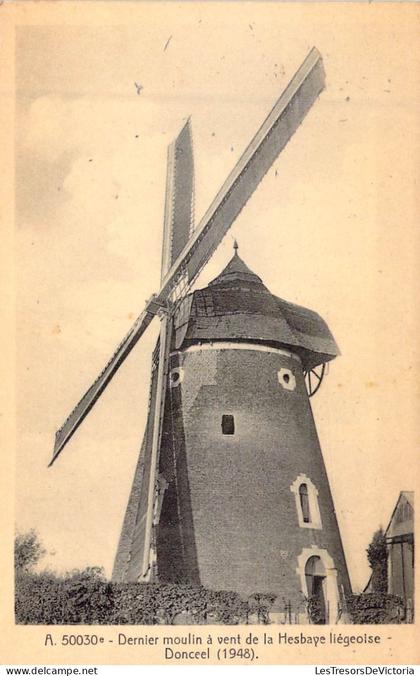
[15,568,276,625]
[346,593,406,624]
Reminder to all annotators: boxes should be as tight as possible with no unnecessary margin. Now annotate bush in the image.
[346,593,405,624]
[15,572,276,625]
[248,593,277,624]
[60,568,114,624]
[307,595,326,624]
[15,567,113,625]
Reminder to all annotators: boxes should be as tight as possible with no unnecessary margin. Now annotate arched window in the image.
[299,483,310,523]
[290,474,322,530]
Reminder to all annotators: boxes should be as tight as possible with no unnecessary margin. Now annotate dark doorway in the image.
[305,555,327,624]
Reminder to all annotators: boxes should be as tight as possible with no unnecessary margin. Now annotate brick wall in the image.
[156,345,351,606]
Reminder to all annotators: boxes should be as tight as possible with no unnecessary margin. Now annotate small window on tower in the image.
[299,483,311,523]
[290,474,322,530]
[222,414,235,435]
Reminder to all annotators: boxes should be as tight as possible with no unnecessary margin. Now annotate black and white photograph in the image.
[3,0,419,667]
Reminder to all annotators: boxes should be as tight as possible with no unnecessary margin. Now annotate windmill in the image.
[50,47,351,622]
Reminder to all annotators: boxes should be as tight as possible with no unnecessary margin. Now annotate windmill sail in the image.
[161,119,195,282]
[136,314,172,578]
[51,123,194,467]
[50,306,157,466]
[182,47,325,287]
[51,47,325,467]
[111,340,160,581]
[136,121,195,578]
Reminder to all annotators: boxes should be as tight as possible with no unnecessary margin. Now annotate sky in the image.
[15,3,420,594]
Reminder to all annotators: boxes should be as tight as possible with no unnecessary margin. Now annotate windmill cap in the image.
[174,253,339,370]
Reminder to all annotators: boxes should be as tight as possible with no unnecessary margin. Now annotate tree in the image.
[366,527,388,594]
[15,529,45,573]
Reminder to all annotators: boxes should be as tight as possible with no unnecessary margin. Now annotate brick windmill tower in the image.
[50,48,351,623]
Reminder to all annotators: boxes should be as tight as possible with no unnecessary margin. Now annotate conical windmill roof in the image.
[208,251,265,288]
[173,252,339,370]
